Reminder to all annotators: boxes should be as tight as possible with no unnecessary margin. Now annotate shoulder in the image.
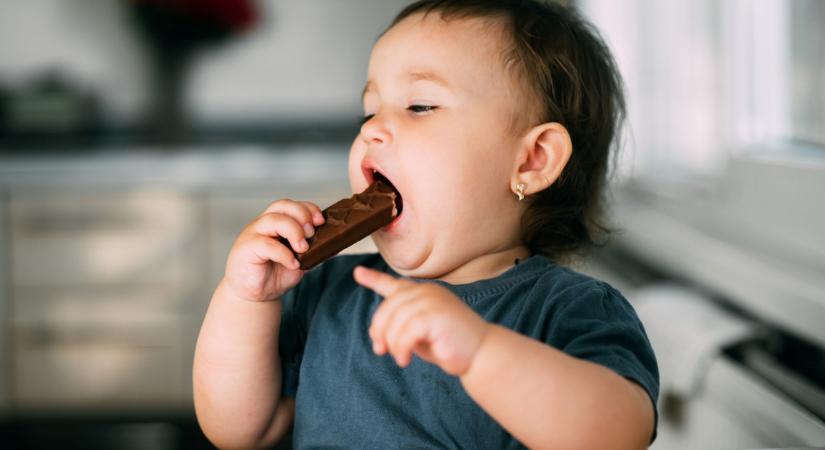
[531,261,638,323]
[476,256,640,331]
[510,259,648,350]
[464,255,624,311]
[535,262,612,297]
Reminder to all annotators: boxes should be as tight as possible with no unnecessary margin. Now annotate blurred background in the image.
[0,0,823,449]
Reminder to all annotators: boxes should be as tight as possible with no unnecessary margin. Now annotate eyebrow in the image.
[361,70,451,100]
[407,70,450,86]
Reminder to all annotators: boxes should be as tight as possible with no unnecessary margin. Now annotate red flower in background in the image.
[133,0,258,33]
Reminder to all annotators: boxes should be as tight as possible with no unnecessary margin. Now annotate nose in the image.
[359,112,392,146]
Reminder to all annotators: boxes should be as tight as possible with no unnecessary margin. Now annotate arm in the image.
[193,280,292,450]
[193,199,324,449]
[459,324,654,450]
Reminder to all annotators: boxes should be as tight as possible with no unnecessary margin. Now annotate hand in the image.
[354,266,491,376]
[224,199,325,302]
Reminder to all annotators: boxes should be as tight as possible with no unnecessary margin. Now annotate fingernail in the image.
[372,342,381,354]
[300,239,308,251]
[303,223,314,237]
[314,212,324,224]
[292,258,300,269]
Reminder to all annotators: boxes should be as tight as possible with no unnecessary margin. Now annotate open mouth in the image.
[364,167,403,215]
[373,171,403,215]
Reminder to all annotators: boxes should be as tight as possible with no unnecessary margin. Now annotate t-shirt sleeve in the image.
[546,284,660,441]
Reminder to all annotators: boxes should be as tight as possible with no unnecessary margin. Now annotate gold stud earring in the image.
[515,183,526,201]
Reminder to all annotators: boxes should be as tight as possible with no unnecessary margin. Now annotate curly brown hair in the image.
[388,0,626,263]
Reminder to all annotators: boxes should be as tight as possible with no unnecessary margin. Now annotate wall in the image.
[0,0,404,126]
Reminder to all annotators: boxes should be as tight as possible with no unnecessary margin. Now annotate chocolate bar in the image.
[281,180,398,270]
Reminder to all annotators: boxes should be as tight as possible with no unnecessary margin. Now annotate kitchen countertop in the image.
[0,145,351,189]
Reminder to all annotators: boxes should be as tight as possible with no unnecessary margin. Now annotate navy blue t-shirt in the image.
[279,253,659,449]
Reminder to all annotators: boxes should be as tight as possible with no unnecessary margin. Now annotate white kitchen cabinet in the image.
[10,187,194,287]
[7,186,200,412]
[12,286,182,412]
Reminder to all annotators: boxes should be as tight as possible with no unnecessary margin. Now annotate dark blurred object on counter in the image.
[0,71,102,142]
[129,0,259,145]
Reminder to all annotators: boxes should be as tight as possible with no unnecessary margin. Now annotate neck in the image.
[436,244,532,285]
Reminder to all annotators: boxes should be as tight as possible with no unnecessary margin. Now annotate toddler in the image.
[194,1,659,448]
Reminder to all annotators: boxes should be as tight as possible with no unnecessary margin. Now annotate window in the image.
[579,0,825,177]
[788,1,825,146]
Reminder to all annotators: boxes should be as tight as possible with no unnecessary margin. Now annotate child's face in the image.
[348,12,528,279]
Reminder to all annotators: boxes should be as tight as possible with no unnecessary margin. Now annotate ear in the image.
[511,122,572,196]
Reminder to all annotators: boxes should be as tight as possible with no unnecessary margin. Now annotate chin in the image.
[372,236,435,278]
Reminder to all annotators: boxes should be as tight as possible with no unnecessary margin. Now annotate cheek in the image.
[407,155,481,217]
[348,139,366,193]
[450,155,512,217]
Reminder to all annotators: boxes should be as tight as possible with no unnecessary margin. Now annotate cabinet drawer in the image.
[10,187,193,286]
[12,334,182,412]
[12,286,178,330]
[10,286,182,412]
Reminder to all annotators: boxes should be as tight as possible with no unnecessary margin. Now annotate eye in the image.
[360,113,375,125]
[408,104,438,114]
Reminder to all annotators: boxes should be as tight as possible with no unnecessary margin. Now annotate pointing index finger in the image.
[353,266,400,297]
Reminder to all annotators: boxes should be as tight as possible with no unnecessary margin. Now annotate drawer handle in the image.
[17,325,172,348]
